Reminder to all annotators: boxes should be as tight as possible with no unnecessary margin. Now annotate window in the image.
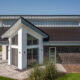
[27,48,38,67]
[49,47,56,63]
[12,34,18,45]
[27,34,38,45]
[30,20,79,27]
[2,20,16,27]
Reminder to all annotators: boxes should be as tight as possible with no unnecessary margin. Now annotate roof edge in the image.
[1,17,49,39]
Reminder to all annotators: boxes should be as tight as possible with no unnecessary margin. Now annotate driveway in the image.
[0,60,31,80]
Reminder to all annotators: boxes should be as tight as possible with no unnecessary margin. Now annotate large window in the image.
[2,19,16,27]
[27,34,38,45]
[27,48,38,67]
[49,47,56,63]
[30,20,79,27]
[12,34,18,45]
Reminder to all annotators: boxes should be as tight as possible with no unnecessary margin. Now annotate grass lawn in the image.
[57,73,80,80]
[0,76,15,80]
[0,48,2,52]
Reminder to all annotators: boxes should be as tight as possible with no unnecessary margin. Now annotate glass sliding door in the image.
[27,48,38,68]
[27,49,32,67]
[12,48,18,66]
[27,33,39,68]
[33,48,38,64]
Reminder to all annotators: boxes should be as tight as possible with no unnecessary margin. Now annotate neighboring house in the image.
[0,15,80,70]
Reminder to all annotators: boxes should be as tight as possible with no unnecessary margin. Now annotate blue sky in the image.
[0,0,80,15]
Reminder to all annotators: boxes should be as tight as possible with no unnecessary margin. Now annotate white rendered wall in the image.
[7,24,44,70]
[8,38,12,65]
[38,38,43,64]
[2,45,7,60]
[18,27,27,70]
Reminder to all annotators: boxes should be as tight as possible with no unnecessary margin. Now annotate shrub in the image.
[43,62,59,80]
[28,65,44,80]
[28,62,61,80]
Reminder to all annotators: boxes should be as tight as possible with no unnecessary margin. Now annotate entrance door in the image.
[49,47,56,63]
[12,48,18,66]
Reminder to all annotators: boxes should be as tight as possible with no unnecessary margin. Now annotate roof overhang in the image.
[0,15,80,20]
[44,41,80,46]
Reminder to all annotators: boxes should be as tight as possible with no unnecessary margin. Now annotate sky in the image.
[0,0,80,15]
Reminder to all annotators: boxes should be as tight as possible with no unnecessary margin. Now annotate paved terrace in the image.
[0,60,31,80]
[0,52,66,80]
[0,61,67,80]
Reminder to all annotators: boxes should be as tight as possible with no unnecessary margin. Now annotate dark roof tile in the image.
[1,27,80,42]
[0,27,9,42]
[39,27,80,41]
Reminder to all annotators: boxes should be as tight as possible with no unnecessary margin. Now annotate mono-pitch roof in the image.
[1,27,80,42]
[39,27,80,41]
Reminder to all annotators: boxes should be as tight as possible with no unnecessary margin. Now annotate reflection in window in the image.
[12,34,18,45]
[27,34,38,45]
[2,20,16,27]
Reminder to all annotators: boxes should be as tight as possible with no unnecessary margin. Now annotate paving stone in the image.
[63,64,80,73]
[0,60,31,80]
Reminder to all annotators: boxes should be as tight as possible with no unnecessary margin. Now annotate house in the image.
[0,15,80,70]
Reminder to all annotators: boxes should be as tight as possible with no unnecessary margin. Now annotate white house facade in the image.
[1,15,80,70]
[1,17,48,70]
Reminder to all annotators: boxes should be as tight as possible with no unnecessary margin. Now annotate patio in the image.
[0,59,31,80]
[0,58,67,80]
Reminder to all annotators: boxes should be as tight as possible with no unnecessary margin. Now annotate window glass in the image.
[30,20,79,27]
[27,34,38,45]
[2,19,16,27]
[12,34,18,45]
[50,48,55,55]
[27,48,38,68]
